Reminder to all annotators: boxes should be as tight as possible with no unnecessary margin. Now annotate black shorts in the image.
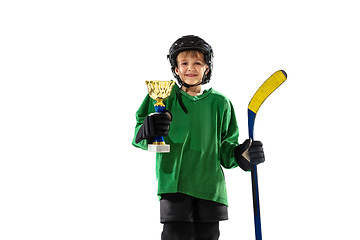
[160,193,228,223]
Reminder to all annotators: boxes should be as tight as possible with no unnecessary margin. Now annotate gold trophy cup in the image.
[145,80,175,153]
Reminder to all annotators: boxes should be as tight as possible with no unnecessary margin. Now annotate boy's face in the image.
[175,51,209,86]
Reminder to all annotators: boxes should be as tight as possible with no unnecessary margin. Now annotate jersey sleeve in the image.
[132,94,154,150]
[220,100,240,169]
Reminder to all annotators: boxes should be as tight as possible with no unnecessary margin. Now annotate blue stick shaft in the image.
[248,109,262,240]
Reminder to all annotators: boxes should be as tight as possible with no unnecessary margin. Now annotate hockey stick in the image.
[248,70,287,240]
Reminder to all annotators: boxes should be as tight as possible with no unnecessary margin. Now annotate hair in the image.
[176,50,205,66]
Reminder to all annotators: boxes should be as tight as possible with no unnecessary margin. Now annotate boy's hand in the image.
[135,110,172,144]
[234,139,265,171]
[249,140,265,164]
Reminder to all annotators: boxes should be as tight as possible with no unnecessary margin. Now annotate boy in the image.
[132,35,265,240]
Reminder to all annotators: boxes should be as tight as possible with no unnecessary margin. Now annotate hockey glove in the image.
[234,139,265,171]
[135,110,172,144]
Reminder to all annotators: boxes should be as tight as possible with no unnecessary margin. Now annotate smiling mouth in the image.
[185,74,197,77]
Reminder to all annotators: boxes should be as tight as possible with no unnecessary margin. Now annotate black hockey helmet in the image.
[167,35,214,88]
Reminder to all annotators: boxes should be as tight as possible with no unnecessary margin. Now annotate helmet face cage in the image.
[167,35,213,87]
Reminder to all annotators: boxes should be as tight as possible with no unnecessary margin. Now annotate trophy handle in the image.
[153,105,166,145]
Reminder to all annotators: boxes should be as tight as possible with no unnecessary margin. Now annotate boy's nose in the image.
[187,65,195,71]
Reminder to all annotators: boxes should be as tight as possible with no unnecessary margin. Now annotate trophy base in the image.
[148,144,170,153]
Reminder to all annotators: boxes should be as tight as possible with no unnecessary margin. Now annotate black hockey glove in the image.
[234,139,265,171]
[135,110,172,144]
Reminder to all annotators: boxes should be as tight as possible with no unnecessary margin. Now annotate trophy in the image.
[145,80,175,153]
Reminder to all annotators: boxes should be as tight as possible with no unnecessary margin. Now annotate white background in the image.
[1,0,359,239]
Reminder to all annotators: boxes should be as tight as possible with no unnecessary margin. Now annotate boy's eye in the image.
[181,62,188,65]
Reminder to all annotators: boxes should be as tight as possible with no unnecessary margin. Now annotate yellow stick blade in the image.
[248,70,287,114]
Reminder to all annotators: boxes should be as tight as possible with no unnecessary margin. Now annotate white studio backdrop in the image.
[1,0,359,239]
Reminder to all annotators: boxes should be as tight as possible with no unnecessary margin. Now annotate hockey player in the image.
[132,35,265,240]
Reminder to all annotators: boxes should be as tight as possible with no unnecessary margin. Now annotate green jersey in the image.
[132,84,240,206]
